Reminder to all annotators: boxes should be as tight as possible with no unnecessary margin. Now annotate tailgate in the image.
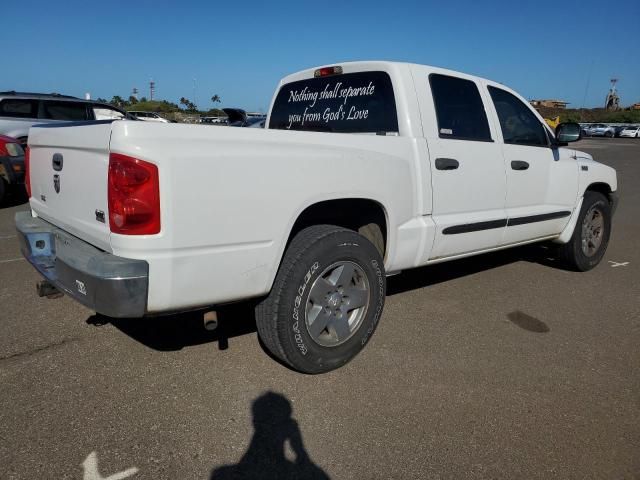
[27,121,114,251]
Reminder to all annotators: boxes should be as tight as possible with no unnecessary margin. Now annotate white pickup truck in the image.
[16,61,618,373]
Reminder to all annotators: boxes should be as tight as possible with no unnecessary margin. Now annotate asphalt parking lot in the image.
[0,138,638,479]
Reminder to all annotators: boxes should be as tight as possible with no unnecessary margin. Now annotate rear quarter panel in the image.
[108,121,420,312]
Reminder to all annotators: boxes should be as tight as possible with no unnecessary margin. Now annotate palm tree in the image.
[211,94,221,105]
[111,95,125,107]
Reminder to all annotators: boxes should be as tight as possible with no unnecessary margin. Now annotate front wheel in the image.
[557,191,611,271]
[256,225,386,374]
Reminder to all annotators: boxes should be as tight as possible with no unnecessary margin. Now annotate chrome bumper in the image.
[15,211,148,318]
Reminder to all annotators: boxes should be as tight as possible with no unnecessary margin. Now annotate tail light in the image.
[108,153,160,235]
[24,146,31,198]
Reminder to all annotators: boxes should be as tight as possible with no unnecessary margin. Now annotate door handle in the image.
[435,158,459,170]
[511,160,529,170]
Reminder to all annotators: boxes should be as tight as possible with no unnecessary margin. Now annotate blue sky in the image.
[2,0,638,112]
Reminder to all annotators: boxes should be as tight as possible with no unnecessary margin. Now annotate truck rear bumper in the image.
[15,211,148,318]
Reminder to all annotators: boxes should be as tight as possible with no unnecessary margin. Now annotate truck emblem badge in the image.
[53,174,61,193]
[75,280,87,295]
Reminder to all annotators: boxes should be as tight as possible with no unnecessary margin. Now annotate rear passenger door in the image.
[420,73,507,259]
[486,86,578,245]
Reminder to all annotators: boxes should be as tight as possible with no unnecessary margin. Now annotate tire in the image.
[0,178,6,204]
[256,225,386,374]
[605,131,613,138]
[557,191,611,271]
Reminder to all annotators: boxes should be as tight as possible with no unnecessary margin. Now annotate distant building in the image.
[629,103,640,111]
[530,99,570,109]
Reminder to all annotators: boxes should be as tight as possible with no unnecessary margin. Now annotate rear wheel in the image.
[0,178,6,204]
[605,131,613,138]
[557,191,611,271]
[256,225,386,373]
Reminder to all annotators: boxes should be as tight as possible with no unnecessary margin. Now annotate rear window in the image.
[0,99,38,118]
[41,101,88,120]
[269,71,398,133]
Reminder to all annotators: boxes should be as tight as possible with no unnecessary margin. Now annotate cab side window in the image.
[488,87,548,147]
[429,74,492,141]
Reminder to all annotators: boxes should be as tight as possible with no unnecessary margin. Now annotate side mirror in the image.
[555,122,581,144]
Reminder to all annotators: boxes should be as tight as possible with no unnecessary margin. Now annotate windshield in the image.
[269,71,398,133]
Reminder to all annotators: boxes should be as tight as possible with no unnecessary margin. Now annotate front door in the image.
[486,86,579,246]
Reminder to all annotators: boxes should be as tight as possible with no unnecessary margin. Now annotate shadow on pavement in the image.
[387,243,562,296]
[210,391,330,480]
[86,301,258,351]
[88,243,563,351]
[0,186,28,209]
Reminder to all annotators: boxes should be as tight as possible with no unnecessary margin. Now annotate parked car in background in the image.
[619,126,640,138]
[613,125,630,137]
[0,134,25,203]
[200,116,228,124]
[223,108,266,127]
[128,111,171,123]
[0,92,132,145]
[583,123,615,137]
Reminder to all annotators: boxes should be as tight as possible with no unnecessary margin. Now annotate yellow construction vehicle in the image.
[545,116,561,129]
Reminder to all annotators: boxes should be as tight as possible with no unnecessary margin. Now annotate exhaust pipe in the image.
[203,310,218,331]
[36,280,63,299]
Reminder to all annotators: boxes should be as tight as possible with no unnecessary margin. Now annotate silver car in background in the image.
[583,123,615,137]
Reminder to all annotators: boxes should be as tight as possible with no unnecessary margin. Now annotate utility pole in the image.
[193,78,197,109]
[149,80,155,101]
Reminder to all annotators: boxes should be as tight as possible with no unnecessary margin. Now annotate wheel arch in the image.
[284,197,390,259]
[555,182,616,244]
[585,182,617,210]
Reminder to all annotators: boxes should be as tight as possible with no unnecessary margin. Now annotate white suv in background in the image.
[0,92,130,145]
[128,111,171,123]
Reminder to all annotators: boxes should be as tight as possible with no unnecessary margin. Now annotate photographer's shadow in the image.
[211,392,329,480]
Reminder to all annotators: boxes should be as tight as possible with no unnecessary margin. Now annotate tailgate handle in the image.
[52,153,63,171]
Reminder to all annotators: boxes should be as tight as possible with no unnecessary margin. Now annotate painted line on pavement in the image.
[0,258,24,264]
[608,260,629,268]
[82,451,139,480]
